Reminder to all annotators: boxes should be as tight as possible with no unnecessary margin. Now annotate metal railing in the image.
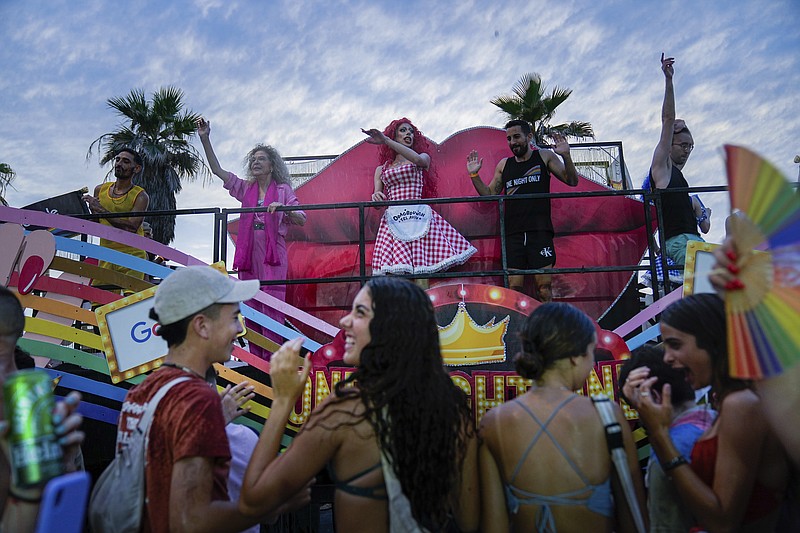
[73,183,729,318]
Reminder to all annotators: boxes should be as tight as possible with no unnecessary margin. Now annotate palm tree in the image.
[491,72,594,146]
[88,87,206,244]
[0,162,16,206]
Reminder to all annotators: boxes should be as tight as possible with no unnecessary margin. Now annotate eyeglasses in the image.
[672,142,694,152]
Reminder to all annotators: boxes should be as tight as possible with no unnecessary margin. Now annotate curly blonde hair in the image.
[242,144,292,186]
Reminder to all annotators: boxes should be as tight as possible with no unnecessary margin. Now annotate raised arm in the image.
[196,118,231,182]
[1,391,85,533]
[362,128,430,169]
[541,133,579,187]
[637,381,766,530]
[239,338,323,517]
[650,53,677,190]
[170,456,266,533]
[467,150,505,196]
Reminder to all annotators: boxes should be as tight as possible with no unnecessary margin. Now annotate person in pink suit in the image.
[197,118,306,360]
[362,118,476,279]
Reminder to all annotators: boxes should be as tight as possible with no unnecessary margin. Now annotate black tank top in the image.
[501,149,553,235]
[654,165,698,240]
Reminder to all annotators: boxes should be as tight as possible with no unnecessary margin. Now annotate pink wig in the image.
[377,118,438,198]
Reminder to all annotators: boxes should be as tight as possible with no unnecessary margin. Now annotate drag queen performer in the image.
[197,118,306,360]
[362,118,476,276]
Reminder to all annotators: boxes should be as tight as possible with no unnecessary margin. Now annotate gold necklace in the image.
[112,183,133,197]
[108,182,133,204]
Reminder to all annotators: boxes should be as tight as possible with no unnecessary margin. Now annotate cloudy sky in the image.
[1,0,798,262]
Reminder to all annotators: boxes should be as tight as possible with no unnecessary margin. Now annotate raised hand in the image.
[270,337,312,403]
[709,236,745,292]
[635,377,673,432]
[220,381,256,424]
[551,133,571,157]
[466,150,483,175]
[196,117,211,137]
[661,52,675,79]
[53,391,85,472]
[361,128,388,145]
[621,366,652,409]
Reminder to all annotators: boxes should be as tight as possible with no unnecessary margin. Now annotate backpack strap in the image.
[134,376,191,446]
[592,395,647,533]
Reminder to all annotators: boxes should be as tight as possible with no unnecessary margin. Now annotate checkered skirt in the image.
[372,163,476,275]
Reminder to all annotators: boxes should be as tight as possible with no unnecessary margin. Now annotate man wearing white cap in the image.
[115,266,267,532]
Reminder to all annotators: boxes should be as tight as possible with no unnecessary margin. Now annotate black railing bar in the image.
[77,207,221,221]
[239,263,654,288]
[216,185,728,217]
[71,185,727,221]
[283,155,339,161]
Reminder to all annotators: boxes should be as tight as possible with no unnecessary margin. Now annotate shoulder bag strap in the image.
[592,395,647,533]
[138,376,191,436]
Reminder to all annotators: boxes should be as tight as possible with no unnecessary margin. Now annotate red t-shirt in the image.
[117,367,231,533]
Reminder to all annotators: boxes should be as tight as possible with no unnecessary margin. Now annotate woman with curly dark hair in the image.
[479,302,645,532]
[362,118,475,276]
[239,277,479,532]
[625,293,790,531]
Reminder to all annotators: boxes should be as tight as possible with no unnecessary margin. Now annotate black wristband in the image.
[661,454,688,472]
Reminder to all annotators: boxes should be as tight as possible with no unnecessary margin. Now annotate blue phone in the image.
[35,471,91,533]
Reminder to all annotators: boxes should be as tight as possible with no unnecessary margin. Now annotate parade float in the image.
[3,128,797,491]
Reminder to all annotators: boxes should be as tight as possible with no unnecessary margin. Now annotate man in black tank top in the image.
[466,119,579,301]
[648,53,711,268]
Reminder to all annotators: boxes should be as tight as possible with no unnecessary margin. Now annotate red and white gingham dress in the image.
[372,163,476,275]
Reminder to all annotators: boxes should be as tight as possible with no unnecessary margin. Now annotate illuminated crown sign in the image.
[438,302,509,366]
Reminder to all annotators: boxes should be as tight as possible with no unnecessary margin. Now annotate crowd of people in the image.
[2,52,796,531]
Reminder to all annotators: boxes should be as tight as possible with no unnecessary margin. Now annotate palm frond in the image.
[89,86,205,244]
[545,122,596,142]
[0,162,16,203]
[492,72,592,145]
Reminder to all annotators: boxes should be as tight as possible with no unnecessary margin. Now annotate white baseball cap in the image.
[153,266,259,325]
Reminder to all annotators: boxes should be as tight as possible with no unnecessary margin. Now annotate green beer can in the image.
[3,369,63,488]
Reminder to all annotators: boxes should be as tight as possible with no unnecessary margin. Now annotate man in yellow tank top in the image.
[83,148,150,283]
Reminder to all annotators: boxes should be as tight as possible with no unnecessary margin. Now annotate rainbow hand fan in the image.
[724,145,800,379]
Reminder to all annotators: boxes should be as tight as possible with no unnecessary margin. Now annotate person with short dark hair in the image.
[479,302,645,532]
[647,54,710,267]
[82,147,150,282]
[114,266,300,532]
[467,120,580,301]
[239,277,479,532]
[620,344,716,531]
